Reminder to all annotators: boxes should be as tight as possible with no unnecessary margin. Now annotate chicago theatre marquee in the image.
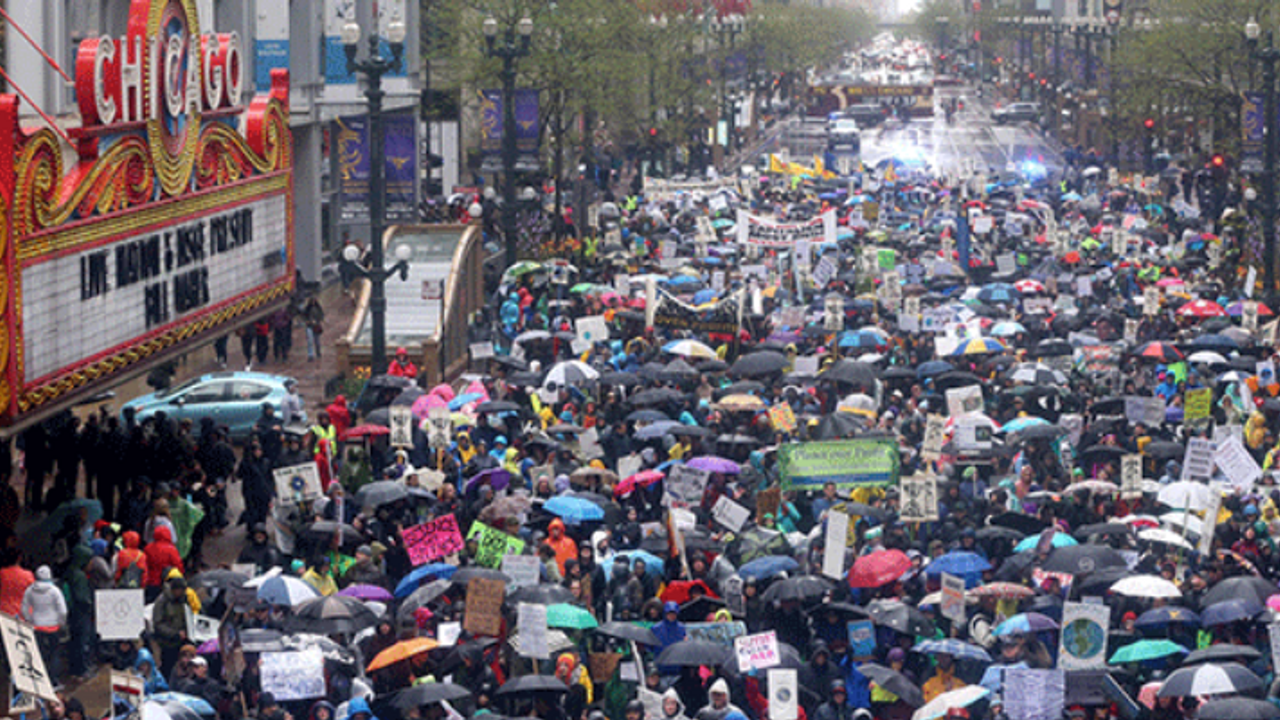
[0,0,294,430]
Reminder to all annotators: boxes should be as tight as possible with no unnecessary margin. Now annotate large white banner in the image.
[644,176,740,201]
[736,209,837,247]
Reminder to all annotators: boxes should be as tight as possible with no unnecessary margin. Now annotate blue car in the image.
[121,371,302,439]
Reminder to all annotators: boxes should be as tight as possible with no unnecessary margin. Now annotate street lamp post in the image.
[1247,16,1280,295]
[937,16,950,60]
[484,15,534,269]
[712,14,744,170]
[342,14,412,377]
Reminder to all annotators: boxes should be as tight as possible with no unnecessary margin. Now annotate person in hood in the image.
[143,525,183,592]
[922,652,966,703]
[238,524,283,575]
[21,565,66,678]
[345,696,378,720]
[695,681,745,720]
[309,701,336,720]
[543,518,578,576]
[662,688,690,720]
[799,640,841,715]
[66,544,95,679]
[114,529,147,587]
[134,647,169,694]
[0,548,33,617]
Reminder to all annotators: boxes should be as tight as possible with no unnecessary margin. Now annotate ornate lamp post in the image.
[484,15,534,268]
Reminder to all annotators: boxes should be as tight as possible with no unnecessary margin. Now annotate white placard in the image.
[1269,624,1280,675]
[922,414,946,461]
[1144,286,1160,316]
[273,463,323,506]
[96,588,146,641]
[438,621,462,647]
[940,572,966,623]
[575,315,610,345]
[503,554,542,589]
[972,216,994,234]
[389,406,414,448]
[996,253,1016,275]
[1058,602,1110,670]
[823,510,848,580]
[1182,438,1215,481]
[1248,267,1258,298]
[711,271,726,292]
[617,454,643,482]
[260,649,327,701]
[184,606,220,643]
[945,385,984,417]
[615,274,631,297]
[427,406,451,450]
[0,615,55,701]
[1076,276,1093,297]
[517,603,549,659]
[1123,319,1138,343]
[469,342,495,360]
[769,669,798,720]
[823,294,845,331]
[1200,489,1222,555]
[1124,396,1165,427]
[734,631,780,672]
[711,496,751,532]
[666,464,711,506]
[1120,454,1142,499]
[899,475,939,523]
[1214,436,1262,494]
[900,295,920,332]
[794,356,820,376]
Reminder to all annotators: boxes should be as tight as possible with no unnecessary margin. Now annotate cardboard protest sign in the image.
[1124,396,1165,427]
[665,464,711,505]
[1059,602,1110,670]
[96,589,146,641]
[756,487,781,522]
[0,615,56,700]
[1182,438,1215,481]
[734,631,781,672]
[899,475,939,523]
[575,315,610,346]
[1120,454,1142,499]
[945,385,984,417]
[260,649,326,701]
[1184,388,1212,427]
[464,577,506,636]
[1199,490,1222,556]
[823,510,849,580]
[470,342,495,361]
[940,573,966,623]
[517,603,549,659]
[588,652,623,683]
[402,514,465,566]
[711,496,751,532]
[503,554,542,589]
[1215,436,1262,494]
[389,406,413,448]
[466,522,526,568]
[273,463,322,506]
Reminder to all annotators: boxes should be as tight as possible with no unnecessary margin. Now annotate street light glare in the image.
[341,21,361,47]
[483,17,499,38]
[387,16,407,45]
[342,244,361,263]
[1246,17,1261,41]
[519,17,534,37]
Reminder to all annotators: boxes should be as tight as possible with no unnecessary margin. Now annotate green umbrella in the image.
[503,261,544,279]
[1108,639,1187,664]
[547,603,599,630]
[570,283,601,294]
[711,218,734,229]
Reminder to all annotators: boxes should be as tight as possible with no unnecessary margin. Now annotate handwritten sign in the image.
[899,475,939,523]
[768,404,797,434]
[1182,438,1214,481]
[734,631,781,672]
[96,589,146,641]
[273,463,322,506]
[1124,396,1165,426]
[712,496,751,532]
[922,414,946,462]
[847,620,875,659]
[389,406,413,448]
[402,514,465,566]
[1214,436,1262,494]
[466,522,526,568]
[1143,286,1160,316]
[517,603,549,658]
[260,649,326,701]
[756,487,781,522]
[941,573,966,623]
[1184,388,1212,427]
[665,464,711,506]
[0,615,55,701]
[946,385,984,417]
[1120,454,1142,499]
[469,342,495,361]
[685,621,748,645]
[464,577,506,636]
[503,554,542,589]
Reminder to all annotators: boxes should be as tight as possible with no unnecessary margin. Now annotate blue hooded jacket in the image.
[134,647,169,694]
[345,697,378,720]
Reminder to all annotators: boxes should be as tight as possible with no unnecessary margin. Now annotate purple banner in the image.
[334,111,418,224]
[480,89,540,156]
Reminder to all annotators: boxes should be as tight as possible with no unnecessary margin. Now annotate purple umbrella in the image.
[465,467,512,493]
[686,456,741,474]
[338,584,394,602]
[197,639,219,654]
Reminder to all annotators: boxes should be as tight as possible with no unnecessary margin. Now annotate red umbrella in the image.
[615,469,664,497]
[660,579,718,605]
[343,424,391,440]
[848,549,913,588]
[1132,341,1184,363]
[1063,251,1082,264]
[1176,299,1226,318]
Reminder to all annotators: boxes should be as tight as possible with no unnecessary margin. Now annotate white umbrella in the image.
[1187,351,1228,365]
[256,575,321,606]
[1111,574,1183,599]
[1157,481,1211,511]
[912,686,991,720]
[1138,528,1195,551]
[1157,662,1264,697]
[544,360,600,389]
[243,567,283,588]
[1160,511,1203,537]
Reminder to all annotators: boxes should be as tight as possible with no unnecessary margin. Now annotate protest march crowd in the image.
[7,138,1280,720]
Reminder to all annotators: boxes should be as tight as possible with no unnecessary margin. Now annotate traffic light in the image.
[1143,118,1155,130]
[1028,71,1036,80]
[649,127,658,137]
[1039,78,1047,86]
[1211,154,1226,168]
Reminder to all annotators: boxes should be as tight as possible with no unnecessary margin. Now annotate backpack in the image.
[118,557,144,589]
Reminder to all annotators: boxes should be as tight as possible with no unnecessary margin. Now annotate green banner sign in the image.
[778,439,901,490]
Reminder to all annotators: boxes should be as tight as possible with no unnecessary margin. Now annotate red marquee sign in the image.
[0,0,294,427]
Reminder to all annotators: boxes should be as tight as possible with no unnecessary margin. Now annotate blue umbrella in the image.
[924,552,992,588]
[692,289,718,305]
[544,496,606,524]
[394,563,458,599]
[1201,599,1264,626]
[980,661,1028,691]
[738,556,799,580]
[636,421,683,440]
[1000,416,1049,434]
[993,612,1059,636]
[1014,531,1078,553]
[1134,606,1201,628]
[148,694,216,717]
[448,393,484,410]
[917,360,955,378]
[914,639,993,663]
[839,329,889,349]
[603,550,666,580]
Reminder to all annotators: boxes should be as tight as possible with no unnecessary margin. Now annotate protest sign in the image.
[1120,454,1142,499]
[1123,319,1138,342]
[899,475,939,523]
[184,606,220,643]
[847,620,875,659]
[823,294,845,331]
[1024,297,1053,314]
[1244,301,1260,332]
[389,406,413,448]
[503,554,542,589]
[900,295,921,332]
[1199,490,1223,556]
[737,208,837,247]
[466,522,526,568]
[469,342,495,361]
[665,464,711,505]
[945,385,984,417]
[1060,602,1110,670]
[921,415,946,462]
[767,404,797,434]
[1182,438,1215,481]
[402,514,465,566]
[793,356,820,376]
[823,510,849,580]
[996,253,1017,275]
[769,669,799,720]
[1006,668,1065,720]
[273,463,322,506]
[110,671,145,710]
[0,615,55,701]
[639,689,665,720]
[723,575,745,616]
[1143,286,1160,316]
[427,406,451,450]
[95,589,146,641]
[756,487,781,522]
[711,496,751,532]
[813,256,837,288]
[1124,396,1165,427]
[778,439,900,490]
[575,315,610,346]
[734,631,781,672]
[438,621,462,647]
[517,603,549,659]
[1214,436,1263,494]
[617,454,643,484]
[260,649,326,701]
[588,653,623,683]
[684,622,748,645]
[1269,624,1280,678]
[1184,388,1212,427]
[464,577,506,636]
[1076,276,1093,297]
[941,573,966,623]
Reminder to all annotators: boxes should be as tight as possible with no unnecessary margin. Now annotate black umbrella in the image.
[626,409,670,423]
[821,359,880,387]
[1040,545,1127,574]
[714,381,767,399]
[1200,576,1278,608]
[860,663,925,707]
[488,355,529,371]
[1072,523,1132,541]
[451,567,512,587]
[190,569,249,591]
[1156,662,1263,697]
[661,359,701,383]
[1079,445,1127,464]
[476,400,522,414]
[1072,567,1132,597]
[391,387,427,407]
[507,584,577,606]
[630,387,686,407]
[805,602,869,620]
[729,351,789,378]
[1010,424,1068,443]
[1197,699,1280,720]
[354,480,410,508]
[989,512,1048,535]
[865,600,936,636]
[495,675,570,695]
[678,596,727,622]
[1145,441,1184,461]
[760,575,833,604]
[975,526,1025,541]
[240,628,285,652]
[287,595,380,635]
[397,580,453,623]
[599,371,641,387]
[389,682,473,709]
[1183,645,1263,666]
[367,374,414,391]
[1034,339,1072,357]
[812,413,869,439]
[593,622,660,646]
[656,640,733,667]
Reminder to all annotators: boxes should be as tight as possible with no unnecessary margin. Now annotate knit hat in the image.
[709,679,729,695]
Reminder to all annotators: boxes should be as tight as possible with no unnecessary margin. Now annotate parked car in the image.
[121,371,302,439]
[827,119,861,152]
[843,103,888,128]
[992,102,1040,125]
